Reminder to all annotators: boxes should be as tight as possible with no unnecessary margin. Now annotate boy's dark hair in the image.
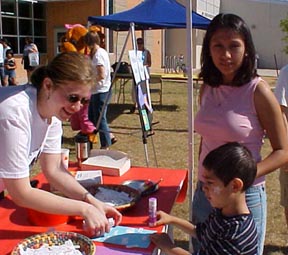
[199,13,257,87]
[202,142,256,191]
[1,38,9,45]
[137,38,144,44]
[25,37,34,44]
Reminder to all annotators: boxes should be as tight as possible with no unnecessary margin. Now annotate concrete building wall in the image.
[164,0,218,70]
[46,0,102,62]
[163,0,288,70]
[40,0,163,72]
[221,0,288,69]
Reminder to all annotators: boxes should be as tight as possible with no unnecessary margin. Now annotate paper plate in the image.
[86,184,140,211]
[11,231,95,255]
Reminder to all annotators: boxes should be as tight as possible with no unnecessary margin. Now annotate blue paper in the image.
[92,226,156,248]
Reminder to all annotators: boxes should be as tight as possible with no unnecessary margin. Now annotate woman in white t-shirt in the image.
[21,37,38,83]
[84,31,115,149]
[0,52,122,236]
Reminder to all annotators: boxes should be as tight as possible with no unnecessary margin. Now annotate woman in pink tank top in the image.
[193,13,288,255]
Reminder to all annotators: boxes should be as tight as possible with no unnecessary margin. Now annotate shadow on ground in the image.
[263,245,288,254]
[174,240,189,250]
[60,102,185,144]
[108,103,179,122]
[62,136,75,147]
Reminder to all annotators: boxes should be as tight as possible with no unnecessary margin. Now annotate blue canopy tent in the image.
[87,0,210,30]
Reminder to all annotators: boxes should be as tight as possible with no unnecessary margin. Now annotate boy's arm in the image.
[156,211,197,238]
[150,233,191,255]
[169,215,197,237]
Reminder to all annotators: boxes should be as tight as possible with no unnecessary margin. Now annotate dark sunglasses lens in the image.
[68,95,80,103]
[81,98,90,105]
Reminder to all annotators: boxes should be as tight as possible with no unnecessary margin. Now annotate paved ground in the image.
[258,68,279,77]
[15,68,278,87]
[18,76,27,85]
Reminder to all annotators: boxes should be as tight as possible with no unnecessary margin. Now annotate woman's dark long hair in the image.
[199,13,257,87]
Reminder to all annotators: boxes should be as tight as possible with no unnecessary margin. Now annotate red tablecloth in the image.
[0,166,187,255]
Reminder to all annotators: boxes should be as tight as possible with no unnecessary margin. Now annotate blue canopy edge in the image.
[88,0,210,31]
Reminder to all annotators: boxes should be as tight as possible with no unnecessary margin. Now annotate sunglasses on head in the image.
[67,94,90,105]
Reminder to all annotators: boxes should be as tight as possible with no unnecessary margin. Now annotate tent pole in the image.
[130,22,150,167]
[94,28,132,139]
[186,0,194,253]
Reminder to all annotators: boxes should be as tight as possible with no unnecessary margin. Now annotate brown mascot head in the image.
[60,24,102,54]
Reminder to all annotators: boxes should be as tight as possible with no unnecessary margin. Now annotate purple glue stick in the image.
[148,197,157,227]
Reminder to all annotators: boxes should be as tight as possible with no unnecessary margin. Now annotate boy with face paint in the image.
[150,142,258,255]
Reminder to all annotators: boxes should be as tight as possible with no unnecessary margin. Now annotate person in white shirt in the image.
[21,37,38,83]
[1,38,11,60]
[0,52,122,236]
[84,31,116,149]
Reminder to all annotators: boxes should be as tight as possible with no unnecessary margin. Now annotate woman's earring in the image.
[47,93,50,100]
[245,53,248,57]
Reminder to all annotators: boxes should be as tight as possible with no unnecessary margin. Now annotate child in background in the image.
[4,49,17,86]
[150,142,258,255]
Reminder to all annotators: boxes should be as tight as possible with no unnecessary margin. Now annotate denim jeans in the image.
[88,91,112,148]
[191,181,266,255]
[0,65,4,86]
[245,184,266,255]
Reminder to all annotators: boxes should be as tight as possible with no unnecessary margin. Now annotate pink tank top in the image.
[194,77,265,185]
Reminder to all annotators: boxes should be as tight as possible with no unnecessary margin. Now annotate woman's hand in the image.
[83,194,122,236]
[82,203,109,237]
[102,203,122,226]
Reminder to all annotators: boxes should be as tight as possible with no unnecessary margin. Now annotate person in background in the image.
[130,37,152,113]
[97,31,117,145]
[4,49,17,86]
[84,31,117,149]
[1,38,11,59]
[0,52,122,236]
[69,30,116,148]
[98,31,106,49]
[151,142,258,255]
[0,40,4,86]
[274,63,288,232]
[193,13,288,255]
[21,37,38,83]
[137,37,152,69]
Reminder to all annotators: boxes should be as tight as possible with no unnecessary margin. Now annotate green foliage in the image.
[280,15,288,54]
